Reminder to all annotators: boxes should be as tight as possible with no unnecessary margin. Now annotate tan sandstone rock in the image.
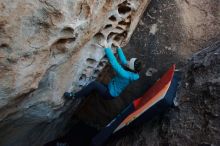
[0,0,150,145]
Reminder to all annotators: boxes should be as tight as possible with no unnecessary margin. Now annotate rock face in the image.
[163,41,220,146]
[0,0,150,146]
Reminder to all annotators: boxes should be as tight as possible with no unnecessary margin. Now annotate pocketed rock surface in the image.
[0,0,150,145]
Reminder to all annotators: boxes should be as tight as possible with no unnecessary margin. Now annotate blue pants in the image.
[75,81,114,100]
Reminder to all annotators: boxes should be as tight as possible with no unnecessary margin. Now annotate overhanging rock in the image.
[0,0,150,146]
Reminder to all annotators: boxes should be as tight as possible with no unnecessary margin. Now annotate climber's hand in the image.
[104,40,108,48]
[115,43,121,49]
[104,40,112,48]
[95,43,104,48]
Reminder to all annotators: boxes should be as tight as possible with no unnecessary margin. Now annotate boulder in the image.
[0,0,150,145]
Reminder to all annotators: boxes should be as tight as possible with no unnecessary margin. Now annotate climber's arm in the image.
[105,48,139,80]
[117,48,127,65]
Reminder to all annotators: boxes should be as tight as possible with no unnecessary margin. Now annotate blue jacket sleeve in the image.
[117,48,127,65]
[105,48,139,80]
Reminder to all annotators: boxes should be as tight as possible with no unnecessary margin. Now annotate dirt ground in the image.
[74,0,220,145]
